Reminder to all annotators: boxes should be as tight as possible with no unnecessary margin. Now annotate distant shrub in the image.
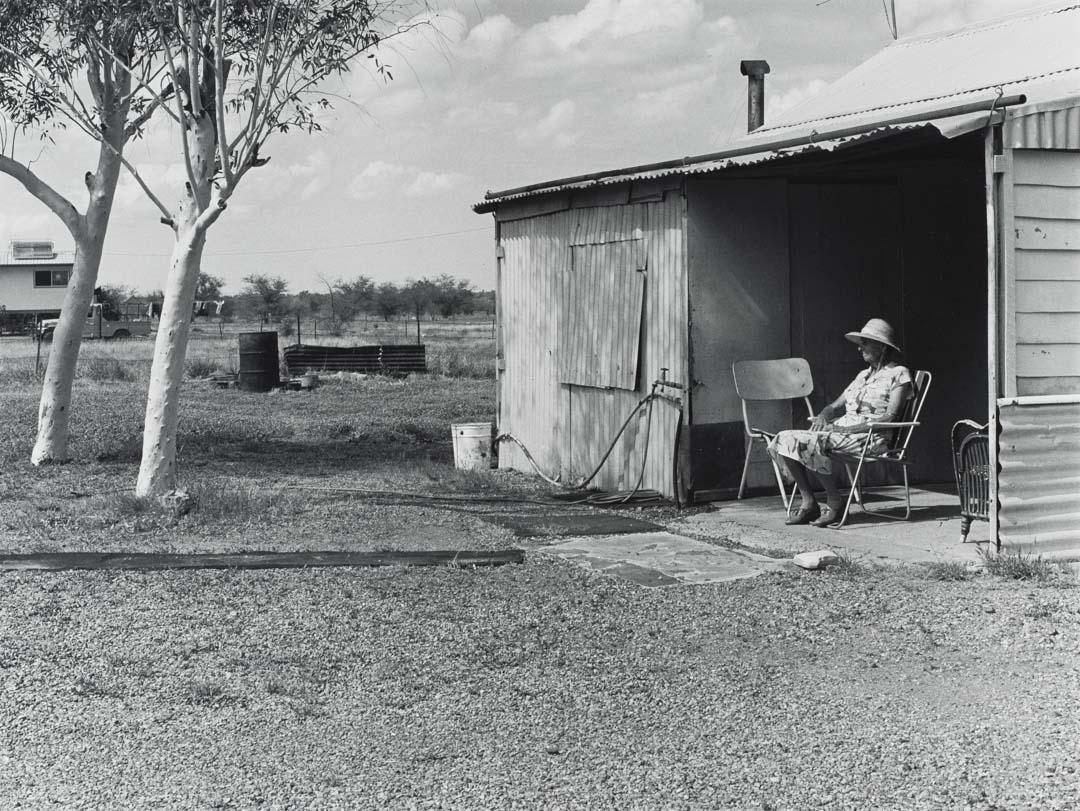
[80,356,137,382]
[979,548,1068,582]
[923,561,976,581]
[185,357,219,379]
[427,344,494,379]
[278,319,295,338]
[104,493,157,516]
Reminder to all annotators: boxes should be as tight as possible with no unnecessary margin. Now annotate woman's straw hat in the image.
[845,318,901,353]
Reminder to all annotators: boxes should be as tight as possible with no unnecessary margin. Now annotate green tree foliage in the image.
[241,273,288,321]
[400,278,437,321]
[374,282,403,321]
[429,273,474,318]
[195,272,224,300]
[334,276,376,321]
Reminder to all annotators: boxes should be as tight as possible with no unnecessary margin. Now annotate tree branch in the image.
[88,31,183,128]
[0,154,83,236]
[157,23,201,204]
[213,0,233,184]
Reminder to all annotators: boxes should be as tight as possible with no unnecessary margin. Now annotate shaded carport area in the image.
[685,129,990,548]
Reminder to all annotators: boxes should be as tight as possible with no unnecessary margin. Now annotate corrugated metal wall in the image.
[1010,149,1080,396]
[559,239,646,390]
[1007,103,1080,150]
[998,398,1080,556]
[496,192,687,497]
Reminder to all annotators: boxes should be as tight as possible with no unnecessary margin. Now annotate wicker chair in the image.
[951,420,991,542]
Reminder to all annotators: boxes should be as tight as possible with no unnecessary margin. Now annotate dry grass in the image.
[0,322,532,555]
[0,316,495,385]
[979,548,1073,583]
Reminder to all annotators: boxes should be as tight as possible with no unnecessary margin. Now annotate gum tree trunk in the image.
[135,112,216,497]
[31,112,127,465]
[134,221,205,496]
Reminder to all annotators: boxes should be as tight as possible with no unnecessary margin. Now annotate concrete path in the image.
[670,486,991,566]
[540,532,794,587]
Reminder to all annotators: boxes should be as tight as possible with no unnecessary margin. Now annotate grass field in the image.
[0,320,521,553]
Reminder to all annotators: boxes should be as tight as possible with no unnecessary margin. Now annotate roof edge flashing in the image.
[475,93,1023,212]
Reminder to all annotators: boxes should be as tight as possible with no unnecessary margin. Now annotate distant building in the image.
[0,240,73,332]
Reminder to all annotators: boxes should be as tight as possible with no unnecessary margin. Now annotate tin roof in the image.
[476,2,1080,213]
[748,2,1080,143]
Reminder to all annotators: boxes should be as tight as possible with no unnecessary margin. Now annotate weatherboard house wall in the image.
[478,3,1080,554]
[0,261,71,314]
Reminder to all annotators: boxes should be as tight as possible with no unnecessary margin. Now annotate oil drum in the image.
[237,331,279,392]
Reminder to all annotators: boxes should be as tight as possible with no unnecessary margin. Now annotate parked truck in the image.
[39,302,153,340]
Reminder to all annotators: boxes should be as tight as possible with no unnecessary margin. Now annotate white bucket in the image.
[452,422,494,470]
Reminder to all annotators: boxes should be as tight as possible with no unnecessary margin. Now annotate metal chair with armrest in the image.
[731,358,815,514]
[831,369,932,528]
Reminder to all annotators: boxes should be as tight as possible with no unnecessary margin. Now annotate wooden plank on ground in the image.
[0,549,526,572]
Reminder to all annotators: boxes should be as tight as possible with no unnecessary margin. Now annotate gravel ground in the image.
[2,557,1078,810]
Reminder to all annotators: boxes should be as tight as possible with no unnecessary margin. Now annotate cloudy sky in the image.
[0,0,1044,294]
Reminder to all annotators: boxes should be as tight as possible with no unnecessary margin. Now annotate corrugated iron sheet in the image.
[559,240,645,390]
[1007,96,1080,148]
[755,3,1080,141]
[496,196,686,498]
[475,124,933,211]
[998,399,1080,556]
[497,213,570,480]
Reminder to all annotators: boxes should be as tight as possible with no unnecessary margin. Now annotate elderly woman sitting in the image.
[768,319,913,528]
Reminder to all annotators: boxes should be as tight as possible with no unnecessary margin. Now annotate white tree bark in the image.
[135,113,217,497]
[30,144,123,464]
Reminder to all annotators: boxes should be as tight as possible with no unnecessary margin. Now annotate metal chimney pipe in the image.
[740,60,771,132]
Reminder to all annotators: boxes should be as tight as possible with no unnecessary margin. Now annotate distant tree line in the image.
[231,273,495,334]
[97,273,495,334]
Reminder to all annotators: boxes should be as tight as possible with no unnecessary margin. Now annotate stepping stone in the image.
[542,532,791,587]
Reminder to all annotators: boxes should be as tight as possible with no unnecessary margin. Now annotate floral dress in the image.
[767,363,913,478]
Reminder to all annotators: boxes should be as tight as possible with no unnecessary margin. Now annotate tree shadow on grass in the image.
[188,436,454,477]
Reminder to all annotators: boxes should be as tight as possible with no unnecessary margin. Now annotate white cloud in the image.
[768,79,829,119]
[901,0,1037,36]
[299,177,327,201]
[113,162,189,210]
[404,170,467,197]
[632,76,718,124]
[514,0,718,77]
[461,15,520,62]
[517,99,579,148]
[347,160,467,200]
[445,100,521,131]
[0,211,63,254]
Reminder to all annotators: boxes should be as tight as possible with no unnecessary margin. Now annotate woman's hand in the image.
[810,414,830,431]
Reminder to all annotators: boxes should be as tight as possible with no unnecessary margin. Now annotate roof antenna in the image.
[883,0,898,39]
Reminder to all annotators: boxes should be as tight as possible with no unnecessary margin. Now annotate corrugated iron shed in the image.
[475,2,1080,212]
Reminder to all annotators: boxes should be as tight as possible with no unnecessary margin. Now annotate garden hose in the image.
[495,381,685,506]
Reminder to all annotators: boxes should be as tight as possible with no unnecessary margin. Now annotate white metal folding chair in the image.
[832,370,932,528]
[732,358,815,514]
